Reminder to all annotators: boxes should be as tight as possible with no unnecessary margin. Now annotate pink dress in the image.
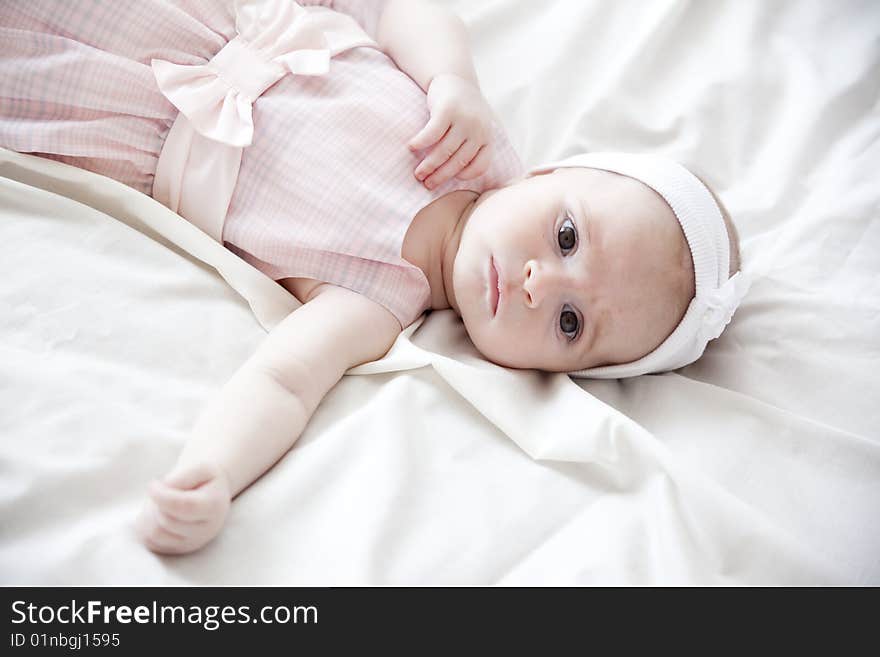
[0,0,524,328]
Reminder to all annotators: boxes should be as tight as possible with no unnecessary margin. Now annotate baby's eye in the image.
[560,307,579,339]
[557,215,577,254]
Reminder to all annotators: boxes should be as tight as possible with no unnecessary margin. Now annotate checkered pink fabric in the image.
[0,0,525,327]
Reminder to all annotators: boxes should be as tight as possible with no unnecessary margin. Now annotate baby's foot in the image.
[135,461,231,555]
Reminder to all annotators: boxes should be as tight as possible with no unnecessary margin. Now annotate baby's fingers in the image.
[414,127,465,185]
[408,112,450,152]
[163,461,219,489]
[135,502,187,554]
[424,140,480,189]
[148,480,217,522]
[143,523,189,555]
[152,504,209,538]
[455,143,493,181]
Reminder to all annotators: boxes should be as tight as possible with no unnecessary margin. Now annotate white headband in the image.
[527,152,751,378]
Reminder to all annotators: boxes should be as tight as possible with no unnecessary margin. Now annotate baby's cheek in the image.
[469,323,525,368]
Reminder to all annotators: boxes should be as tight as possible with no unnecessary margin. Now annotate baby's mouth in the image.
[489,256,500,317]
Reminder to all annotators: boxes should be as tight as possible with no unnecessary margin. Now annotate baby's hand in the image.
[135,461,231,555]
[409,73,496,189]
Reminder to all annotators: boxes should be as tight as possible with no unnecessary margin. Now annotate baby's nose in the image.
[522,259,546,309]
[523,259,570,308]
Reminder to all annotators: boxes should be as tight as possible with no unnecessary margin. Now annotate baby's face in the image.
[451,167,695,372]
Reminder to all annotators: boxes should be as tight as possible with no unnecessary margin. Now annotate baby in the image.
[0,0,749,554]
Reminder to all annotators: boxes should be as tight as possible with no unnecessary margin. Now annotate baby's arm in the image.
[377,0,480,94]
[377,0,496,187]
[136,284,401,554]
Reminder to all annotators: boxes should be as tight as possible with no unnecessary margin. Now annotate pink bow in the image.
[151,0,374,147]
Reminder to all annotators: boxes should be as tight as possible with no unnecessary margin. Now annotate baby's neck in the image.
[402,190,480,314]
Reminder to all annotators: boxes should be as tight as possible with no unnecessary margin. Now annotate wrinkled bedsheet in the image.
[1,0,878,584]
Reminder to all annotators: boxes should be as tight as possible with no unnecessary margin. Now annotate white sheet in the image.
[1,0,878,585]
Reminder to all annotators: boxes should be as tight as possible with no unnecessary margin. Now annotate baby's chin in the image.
[454,297,513,365]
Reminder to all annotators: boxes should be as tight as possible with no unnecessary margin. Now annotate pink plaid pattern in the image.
[0,0,525,327]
